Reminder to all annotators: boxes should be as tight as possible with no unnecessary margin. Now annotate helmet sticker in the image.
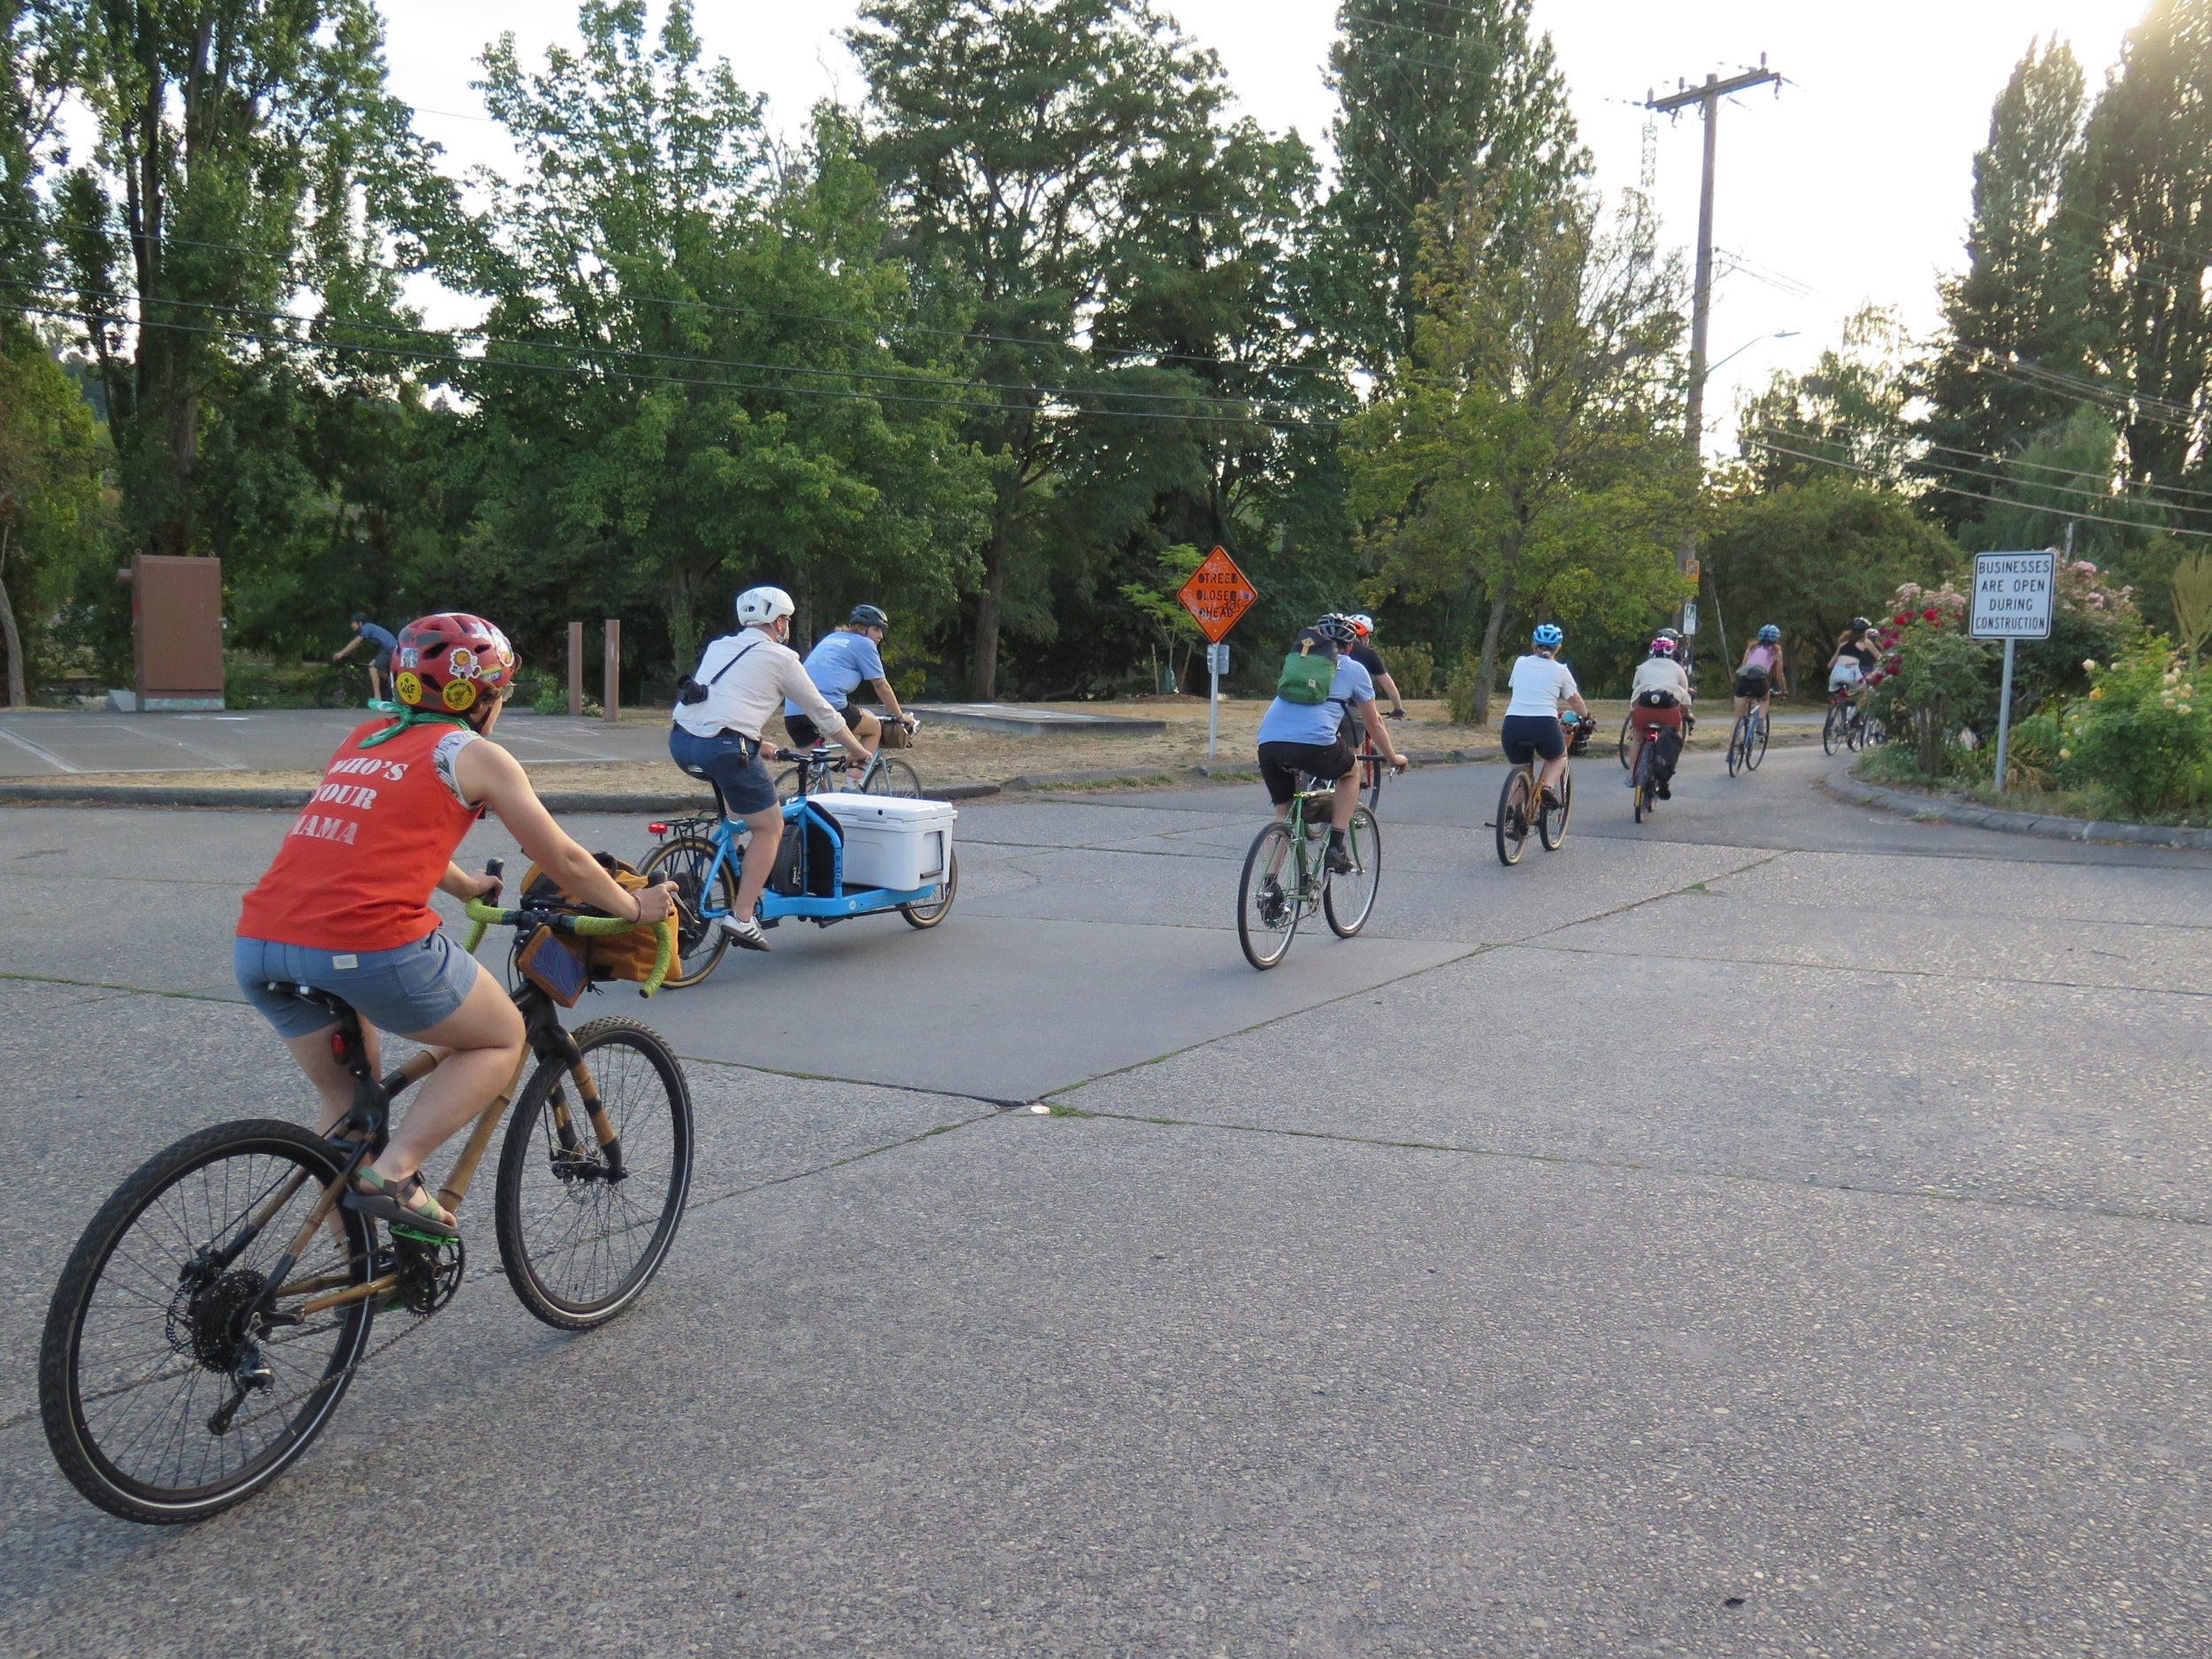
[442,678,478,711]
[398,647,419,669]
[394,670,424,705]
[449,648,478,680]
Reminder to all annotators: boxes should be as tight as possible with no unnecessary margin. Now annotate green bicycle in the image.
[1235,778,1383,970]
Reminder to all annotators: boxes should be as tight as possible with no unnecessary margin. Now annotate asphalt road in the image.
[4,743,2210,1655]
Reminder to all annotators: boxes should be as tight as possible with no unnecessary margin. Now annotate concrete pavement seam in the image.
[0,970,244,1004]
[1043,1106,2212,1231]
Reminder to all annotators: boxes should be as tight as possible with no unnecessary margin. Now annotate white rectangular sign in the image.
[1206,642,1230,675]
[1970,549,2056,640]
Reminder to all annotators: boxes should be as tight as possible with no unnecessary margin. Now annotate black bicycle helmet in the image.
[1848,615,1871,633]
[849,603,888,629]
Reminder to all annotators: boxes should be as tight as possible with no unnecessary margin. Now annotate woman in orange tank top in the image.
[234,613,675,1240]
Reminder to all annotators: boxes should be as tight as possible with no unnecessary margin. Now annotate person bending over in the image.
[784,603,915,761]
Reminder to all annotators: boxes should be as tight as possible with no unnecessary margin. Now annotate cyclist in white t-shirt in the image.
[1498,624,1590,805]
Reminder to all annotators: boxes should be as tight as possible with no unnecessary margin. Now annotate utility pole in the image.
[1646,58,1782,641]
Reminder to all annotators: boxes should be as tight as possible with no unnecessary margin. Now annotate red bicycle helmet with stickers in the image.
[391,613,518,716]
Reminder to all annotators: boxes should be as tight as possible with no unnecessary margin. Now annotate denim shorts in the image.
[669,725,778,816]
[234,930,480,1040]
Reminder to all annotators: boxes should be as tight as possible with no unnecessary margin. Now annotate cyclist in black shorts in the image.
[1256,614,1408,879]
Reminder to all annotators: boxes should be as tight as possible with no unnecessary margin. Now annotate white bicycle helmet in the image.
[735,586,795,628]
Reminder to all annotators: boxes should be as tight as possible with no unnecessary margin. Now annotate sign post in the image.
[1970,549,2057,790]
[1176,546,1258,761]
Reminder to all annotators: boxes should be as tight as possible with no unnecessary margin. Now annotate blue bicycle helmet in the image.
[1532,623,1564,649]
[1758,623,1781,643]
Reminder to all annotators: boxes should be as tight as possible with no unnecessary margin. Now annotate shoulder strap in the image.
[700,637,763,688]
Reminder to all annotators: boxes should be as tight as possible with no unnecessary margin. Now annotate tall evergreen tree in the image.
[1324,0,1583,379]
[1918,37,2099,530]
[2086,0,2212,501]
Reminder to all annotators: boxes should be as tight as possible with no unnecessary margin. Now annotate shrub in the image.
[1863,618,1992,775]
[1445,653,1484,724]
[2057,643,2212,816]
[1387,641,1436,698]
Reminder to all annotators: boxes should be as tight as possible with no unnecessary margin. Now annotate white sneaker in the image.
[720,915,771,953]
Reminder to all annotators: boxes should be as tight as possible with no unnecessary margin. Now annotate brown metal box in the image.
[130,556,225,703]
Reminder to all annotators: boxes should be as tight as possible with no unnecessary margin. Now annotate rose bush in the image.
[2055,643,2212,817]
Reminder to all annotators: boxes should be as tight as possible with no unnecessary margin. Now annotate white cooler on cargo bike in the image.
[807,792,958,896]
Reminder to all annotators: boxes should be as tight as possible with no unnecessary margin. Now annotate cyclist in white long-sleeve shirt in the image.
[669,586,870,952]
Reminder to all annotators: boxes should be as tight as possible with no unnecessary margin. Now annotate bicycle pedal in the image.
[389,1222,449,1245]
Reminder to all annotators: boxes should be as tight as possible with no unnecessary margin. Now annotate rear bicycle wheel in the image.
[1323,805,1383,937]
[1494,769,1532,866]
[637,835,736,988]
[495,1018,695,1332]
[1237,821,1300,969]
[41,1120,375,1524]
[1540,766,1572,850]
[1632,742,1651,823]
[1823,703,1847,755]
[899,849,958,928]
[864,757,922,797]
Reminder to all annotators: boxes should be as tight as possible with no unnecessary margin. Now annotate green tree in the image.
[1739,307,1916,495]
[850,0,1232,697]
[1323,0,1584,378]
[1917,38,2101,529]
[2084,0,2212,501]
[1701,480,1958,688]
[448,2,992,681]
[1345,188,1691,723]
[0,324,111,703]
[35,0,439,558]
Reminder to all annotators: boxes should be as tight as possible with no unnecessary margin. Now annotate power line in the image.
[1916,437,2212,506]
[12,299,1333,431]
[1749,423,2188,518]
[1743,432,2212,538]
[8,278,1340,422]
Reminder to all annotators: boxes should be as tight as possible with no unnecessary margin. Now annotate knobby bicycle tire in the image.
[1237,820,1301,969]
[495,1017,695,1333]
[638,835,737,988]
[1324,805,1383,937]
[42,1119,376,1524]
[1494,769,1532,866]
[899,849,958,928]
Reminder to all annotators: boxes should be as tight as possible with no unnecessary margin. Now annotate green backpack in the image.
[1274,647,1337,705]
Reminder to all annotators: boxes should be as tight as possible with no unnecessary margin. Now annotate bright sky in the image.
[380,0,2153,449]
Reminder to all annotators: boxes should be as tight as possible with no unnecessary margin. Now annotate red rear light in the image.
[647,821,668,835]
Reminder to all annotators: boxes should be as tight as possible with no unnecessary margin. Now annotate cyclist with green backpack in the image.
[1256,615,1409,876]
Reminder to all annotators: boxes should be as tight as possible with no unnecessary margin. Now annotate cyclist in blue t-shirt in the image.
[333,612,398,703]
[1256,615,1408,879]
[783,604,914,762]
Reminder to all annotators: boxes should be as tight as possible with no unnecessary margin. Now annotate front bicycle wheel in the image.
[1324,805,1383,937]
[1494,769,1532,866]
[1237,821,1300,969]
[864,757,922,797]
[1748,710,1770,771]
[899,849,958,928]
[41,1119,375,1524]
[1540,767,1572,850]
[495,1017,695,1333]
[638,835,736,988]
[1823,703,1847,756]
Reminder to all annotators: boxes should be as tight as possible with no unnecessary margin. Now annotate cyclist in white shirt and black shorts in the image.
[1499,623,1591,805]
[669,586,871,952]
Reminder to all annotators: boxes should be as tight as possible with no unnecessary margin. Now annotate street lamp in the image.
[1704,328,1799,381]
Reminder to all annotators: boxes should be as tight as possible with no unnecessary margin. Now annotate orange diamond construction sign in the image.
[1176,545,1257,643]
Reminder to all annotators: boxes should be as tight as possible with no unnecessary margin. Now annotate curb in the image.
[1823,771,2212,852]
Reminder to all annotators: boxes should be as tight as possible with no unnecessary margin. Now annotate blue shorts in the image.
[669,725,778,816]
[234,930,480,1040]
